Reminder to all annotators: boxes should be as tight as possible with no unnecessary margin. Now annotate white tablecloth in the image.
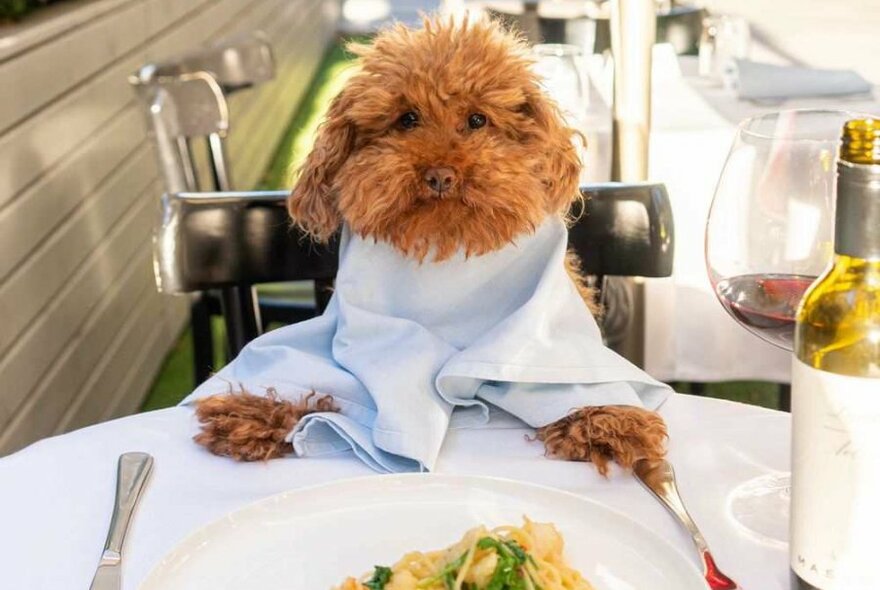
[0,395,790,589]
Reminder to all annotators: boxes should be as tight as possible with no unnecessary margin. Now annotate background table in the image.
[0,395,790,589]
[578,43,880,384]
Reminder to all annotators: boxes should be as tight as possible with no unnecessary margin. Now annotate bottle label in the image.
[791,358,880,589]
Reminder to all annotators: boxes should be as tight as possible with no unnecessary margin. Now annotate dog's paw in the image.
[193,390,337,461]
[536,405,667,476]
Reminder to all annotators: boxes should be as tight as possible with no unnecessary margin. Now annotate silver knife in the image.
[89,452,154,590]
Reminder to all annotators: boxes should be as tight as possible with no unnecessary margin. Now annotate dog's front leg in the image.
[193,391,337,461]
[536,406,667,476]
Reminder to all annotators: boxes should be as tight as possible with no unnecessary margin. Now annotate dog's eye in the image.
[399,111,420,130]
[467,113,488,130]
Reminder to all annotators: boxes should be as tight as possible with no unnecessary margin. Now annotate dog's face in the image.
[289,17,581,261]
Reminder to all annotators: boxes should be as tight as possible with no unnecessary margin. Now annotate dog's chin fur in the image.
[345,185,544,262]
[192,16,668,475]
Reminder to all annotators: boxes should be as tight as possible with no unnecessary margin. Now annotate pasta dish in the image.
[336,518,594,590]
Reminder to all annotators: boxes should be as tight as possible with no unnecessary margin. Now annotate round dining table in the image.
[0,393,789,589]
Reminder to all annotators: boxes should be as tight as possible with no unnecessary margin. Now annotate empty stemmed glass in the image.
[532,43,589,122]
[705,109,865,545]
[531,43,607,183]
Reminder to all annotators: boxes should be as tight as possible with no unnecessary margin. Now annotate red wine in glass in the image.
[715,273,818,350]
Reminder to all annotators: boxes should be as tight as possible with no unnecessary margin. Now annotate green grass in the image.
[258,41,363,191]
[140,325,195,412]
[140,317,228,411]
[0,0,79,22]
[141,37,787,414]
[669,381,783,411]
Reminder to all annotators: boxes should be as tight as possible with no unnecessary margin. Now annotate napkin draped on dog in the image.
[182,219,671,472]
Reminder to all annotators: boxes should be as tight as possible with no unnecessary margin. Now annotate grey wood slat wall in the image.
[0,0,337,454]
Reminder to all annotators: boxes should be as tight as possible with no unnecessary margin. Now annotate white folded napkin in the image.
[182,219,672,472]
[736,59,872,101]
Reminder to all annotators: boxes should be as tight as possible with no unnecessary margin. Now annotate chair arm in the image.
[569,182,675,278]
[155,191,338,294]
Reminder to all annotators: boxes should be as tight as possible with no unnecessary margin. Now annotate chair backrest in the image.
[130,31,275,194]
[131,72,229,141]
[130,31,275,93]
[154,191,337,295]
[155,183,674,295]
[131,73,228,194]
[570,182,674,278]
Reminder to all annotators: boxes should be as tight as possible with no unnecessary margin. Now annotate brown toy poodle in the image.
[193,16,667,476]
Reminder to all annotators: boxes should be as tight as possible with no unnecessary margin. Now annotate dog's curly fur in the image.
[193,16,667,474]
[194,389,337,461]
[290,17,581,261]
[536,406,667,476]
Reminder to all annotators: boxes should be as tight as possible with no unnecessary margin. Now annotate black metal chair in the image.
[155,191,337,359]
[572,182,673,308]
[156,183,674,357]
[131,32,329,382]
[487,3,706,56]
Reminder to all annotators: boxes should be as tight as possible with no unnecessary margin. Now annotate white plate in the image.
[141,474,708,590]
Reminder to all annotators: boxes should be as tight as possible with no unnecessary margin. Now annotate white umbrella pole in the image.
[609,0,656,367]
[611,0,655,182]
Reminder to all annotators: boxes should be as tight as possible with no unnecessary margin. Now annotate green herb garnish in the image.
[417,536,543,590]
[475,538,541,590]
[364,565,392,590]
[418,551,468,589]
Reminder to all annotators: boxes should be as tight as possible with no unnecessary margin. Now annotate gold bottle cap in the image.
[841,118,880,165]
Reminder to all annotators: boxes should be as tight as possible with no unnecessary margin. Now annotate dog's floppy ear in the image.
[523,88,582,214]
[288,91,356,241]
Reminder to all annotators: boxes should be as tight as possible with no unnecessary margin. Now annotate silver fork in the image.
[633,458,741,590]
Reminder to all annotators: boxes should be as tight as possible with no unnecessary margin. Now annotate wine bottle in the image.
[791,118,880,590]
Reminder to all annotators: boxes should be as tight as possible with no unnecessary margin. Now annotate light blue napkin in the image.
[736,59,872,101]
[181,219,672,472]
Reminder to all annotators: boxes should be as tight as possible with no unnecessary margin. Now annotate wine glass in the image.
[531,44,609,183]
[698,14,750,89]
[706,109,865,545]
[532,44,589,120]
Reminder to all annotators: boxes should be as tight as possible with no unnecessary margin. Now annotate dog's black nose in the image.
[424,167,455,195]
